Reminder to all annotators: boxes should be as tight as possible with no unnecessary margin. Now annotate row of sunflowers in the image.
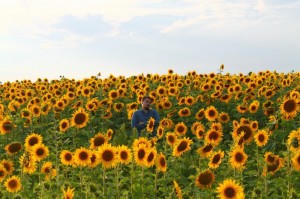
[0,68,299,198]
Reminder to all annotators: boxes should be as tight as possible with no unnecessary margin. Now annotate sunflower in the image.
[195,169,215,189]
[5,142,22,155]
[19,153,37,174]
[236,105,248,114]
[263,154,284,176]
[205,106,219,122]
[145,147,157,167]
[41,161,56,180]
[195,108,205,120]
[133,144,148,167]
[280,97,299,120]
[174,122,187,137]
[216,179,245,199]
[0,119,13,135]
[292,151,300,171]
[31,144,49,162]
[4,175,22,193]
[156,125,164,139]
[88,151,100,168]
[0,165,7,181]
[113,102,124,112]
[209,150,225,169]
[264,152,278,165]
[178,107,191,117]
[63,187,75,199]
[74,147,91,167]
[161,100,172,110]
[173,180,183,199]
[106,129,114,140]
[30,104,41,117]
[232,124,254,144]
[172,137,193,157]
[60,150,74,166]
[248,100,260,113]
[21,108,31,118]
[156,152,167,172]
[132,137,151,149]
[71,107,89,129]
[250,120,259,132]
[108,90,119,100]
[229,148,248,170]
[254,130,269,147]
[219,94,232,103]
[159,118,174,129]
[101,109,113,119]
[166,132,177,146]
[156,86,167,96]
[1,159,14,175]
[205,129,223,146]
[97,143,118,169]
[117,145,132,165]
[146,117,155,133]
[25,133,43,152]
[287,129,300,153]
[197,144,214,158]
[59,119,70,133]
[89,133,106,150]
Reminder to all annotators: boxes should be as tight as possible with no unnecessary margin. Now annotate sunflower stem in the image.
[80,167,83,199]
[130,161,134,198]
[154,168,158,199]
[141,166,144,199]
[256,146,259,177]
[116,163,120,199]
[103,167,106,198]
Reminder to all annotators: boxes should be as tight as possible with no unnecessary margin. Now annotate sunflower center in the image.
[8,143,22,153]
[283,100,296,113]
[3,163,10,172]
[3,121,12,131]
[102,150,113,162]
[297,156,300,164]
[224,187,236,198]
[74,113,86,125]
[235,152,244,162]
[159,157,166,167]
[208,131,219,140]
[203,144,213,152]
[8,180,17,189]
[237,126,252,141]
[90,155,96,163]
[212,154,221,163]
[64,153,72,161]
[61,122,67,129]
[120,151,128,160]
[29,137,38,146]
[177,126,185,133]
[198,171,213,186]
[94,137,105,147]
[258,134,265,142]
[0,170,5,177]
[168,136,175,143]
[79,152,88,160]
[177,141,188,152]
[44,167,51,173]
[147,152,154,162]
[36,148,45,156]
[138,149,146,160]
[267,155,275,163]
[208,110,215,117]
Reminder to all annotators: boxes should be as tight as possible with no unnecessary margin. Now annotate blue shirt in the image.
[131,109,160,134]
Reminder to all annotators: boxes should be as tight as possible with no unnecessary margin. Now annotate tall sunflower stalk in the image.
[102,167,106,198]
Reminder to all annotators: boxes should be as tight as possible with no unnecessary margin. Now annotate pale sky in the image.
[1,0,300,82]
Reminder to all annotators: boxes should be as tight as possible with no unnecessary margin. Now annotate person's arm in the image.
[131,111,146,131]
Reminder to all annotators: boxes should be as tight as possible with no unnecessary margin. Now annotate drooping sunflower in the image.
[174,122,188,137]
[88,151,100,168]
[1,159,14,175]
[146,117,155,133]
[0,165,7,182]
[292,151,300,171]
[71,107,89,129]
[59,119,70,133]
[232,123,254,144]
[229,148,248,170]
[5,142,22,155]
[25,133,43,152]
[97,143,118,169]
[166,132,177,146]
[216,179,245,199]
[197,143,214,158]
[195,108,205,120]
[156,152,167,173]
[19,153,37,174]
[89,133,107,150]
[280,97,299,120]
[178,107,191,118]
[4,175,22,193]
[287,129,300,153]
[0,118,13,135]
[205,106,219,122]
[74,147,91,167]
[106,129,114,140]
[60,150,74,166]
[31,144,49,162]
[209,150,225,169]
[195,169,215,189]
[63,186,75,199]
[254,130,269,147]
[117,145,132,165]
[263,153,284,176]
[133,144,148,167]
[172,137,193,157]
[173,180,183,199]
[205,129,223,146]
[145,147,157,167]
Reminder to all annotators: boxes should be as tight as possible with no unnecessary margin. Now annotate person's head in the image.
[141,96,152,110]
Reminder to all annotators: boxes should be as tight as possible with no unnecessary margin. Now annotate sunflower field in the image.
[0,68,299,199]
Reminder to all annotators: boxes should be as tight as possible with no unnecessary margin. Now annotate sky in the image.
[0,0,300,82]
